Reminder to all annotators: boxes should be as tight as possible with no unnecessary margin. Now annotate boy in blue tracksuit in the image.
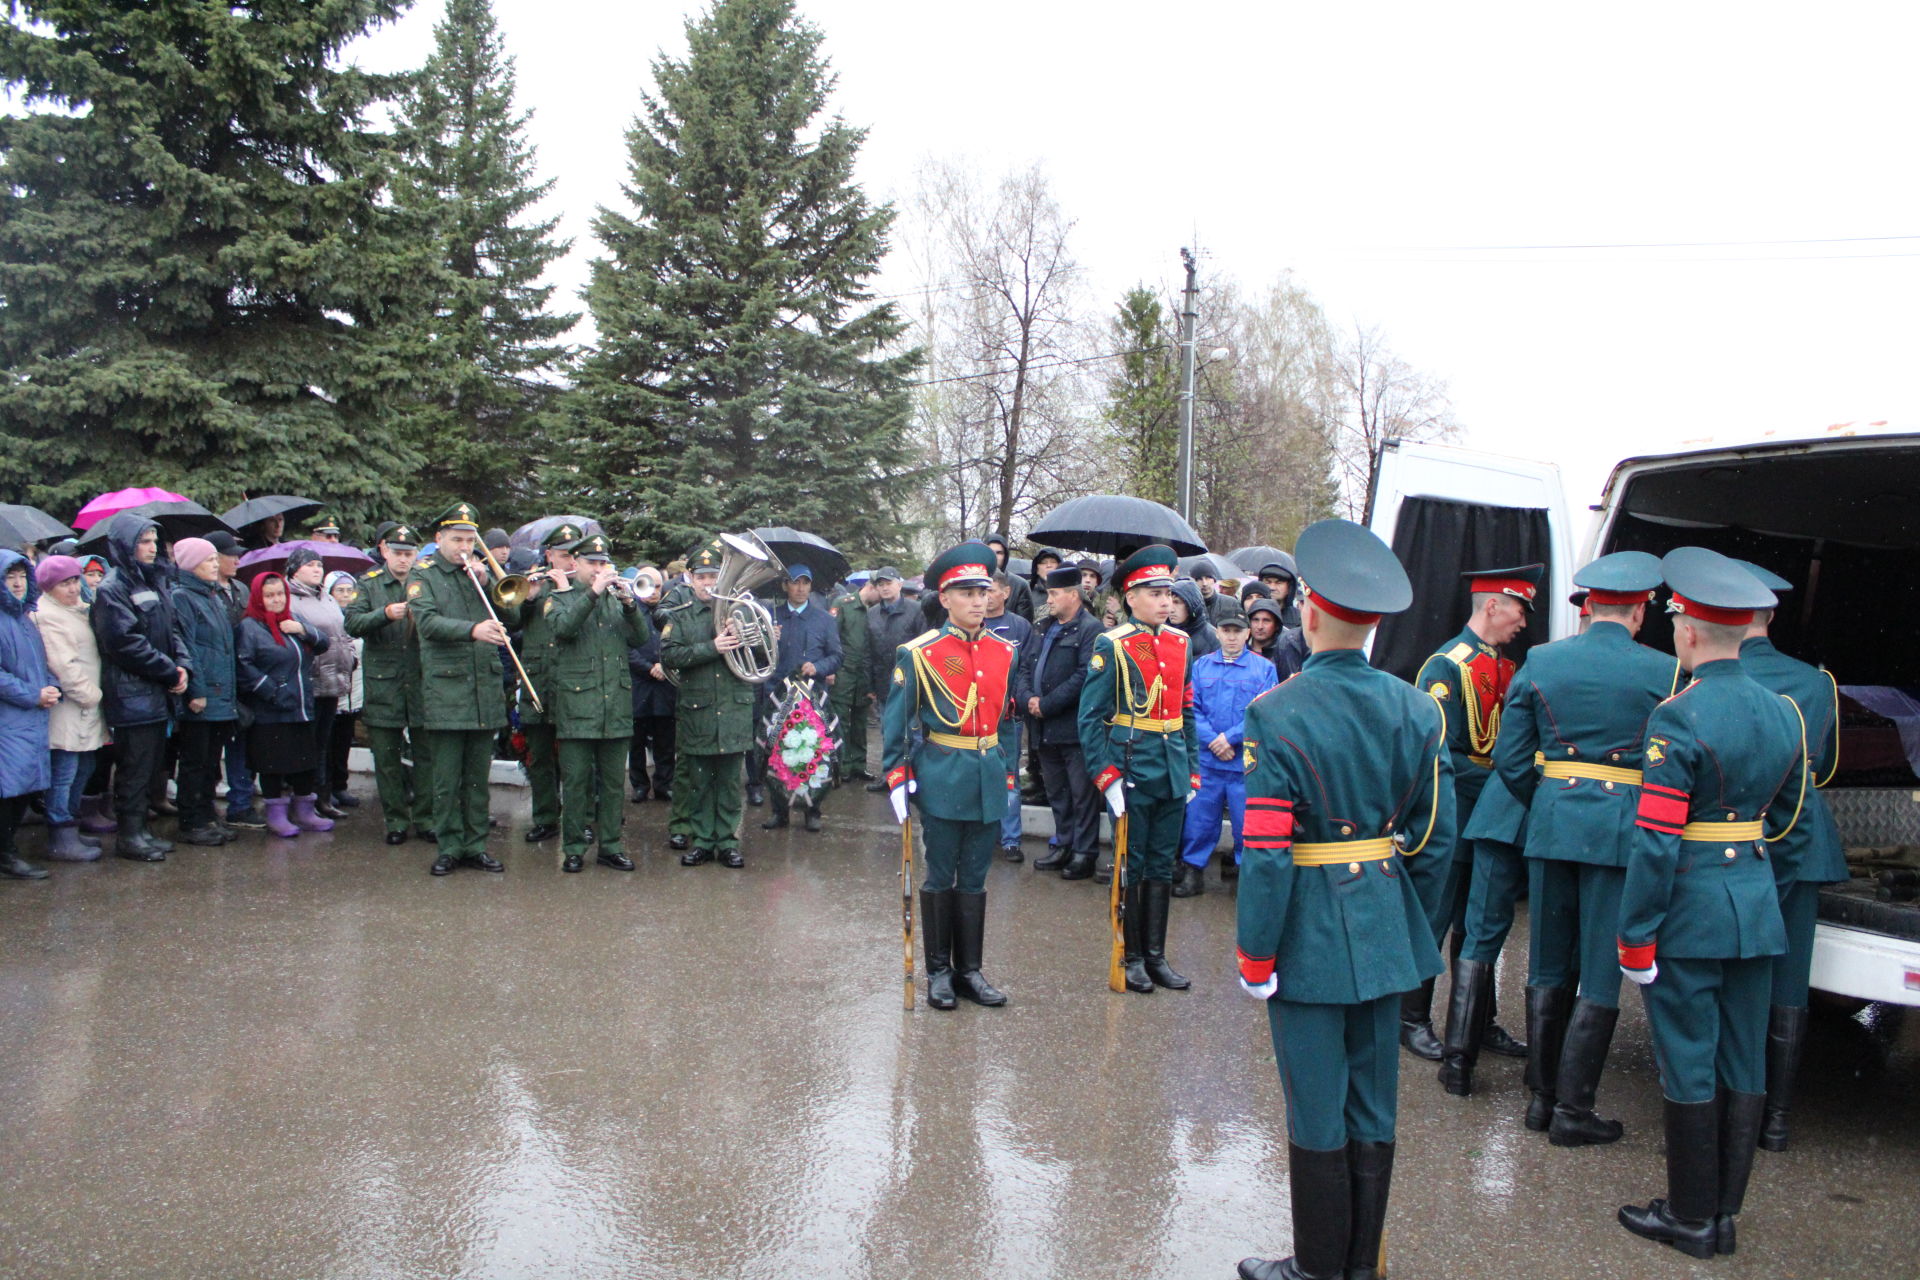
[1175,605,1277,895]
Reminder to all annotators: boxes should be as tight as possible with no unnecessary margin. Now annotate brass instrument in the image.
[460,550,544,714]
[711,532,783,684]
[477,541,532,609]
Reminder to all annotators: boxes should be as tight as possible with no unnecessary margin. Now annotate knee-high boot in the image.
[1120,881,1153,993]
[1758,1004,1809,1152]
[1438,959,1492,1095]
[1523,985,1574,1130]
[920,889,956,1011]
[951,891,1007,1006]
[1141,879,1189,989]
[1237,1143,1351,1280]
[1618,1097,1719,1259]
[1715,1088,1766,1255]
[1344,1140,1395,1280]
[1549,998,1624,1146]
[1399,978,1442,1060]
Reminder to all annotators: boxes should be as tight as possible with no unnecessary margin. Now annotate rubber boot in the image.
[1715,1088,1766,1255]
[1121,881,1154,993]
[1237,1143,1350,1280]
[1344,1140,1395,1280]
[1438,958,1492,1096]
[46,822,102,863]
[290,795,334,832]
[951,891,1007,1006]
[1524,985,1574,1131]
[1759,1004,1809,1152]
[1618,1097,1720,1259]
[1399,977,1443,1060]
[1141,879,1190,989]
[1,841,49,879]
[920,889,956,1011]
[78,794,118,834]
[1550,998,1625,1146]
[264,796,300,839]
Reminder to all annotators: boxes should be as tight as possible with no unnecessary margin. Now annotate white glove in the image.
[890,786,910,825]
[1185,787,1199,805]
[1239,975,1278,1000]
[1104,781,1127,817]
[1622,962,1658,986]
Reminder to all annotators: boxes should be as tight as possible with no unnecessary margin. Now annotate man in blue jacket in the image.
[759,564,842,833]
[1175,605,1276,896]
[1022,566,1102,878]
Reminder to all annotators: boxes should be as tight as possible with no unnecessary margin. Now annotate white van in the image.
[1367,429,1920,1007]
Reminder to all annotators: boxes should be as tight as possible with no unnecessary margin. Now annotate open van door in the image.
[1364,439,1577,680]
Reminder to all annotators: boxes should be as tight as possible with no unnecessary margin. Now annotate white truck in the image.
[1366,428,1920,1007]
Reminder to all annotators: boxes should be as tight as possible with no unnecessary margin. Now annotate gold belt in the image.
[1466,753,1492,769]
[1291,837,1396,867]
[1680,819,1764,842]
[928,731,998,751]
[1112,714,1183,733]
[1539,758,1644,786]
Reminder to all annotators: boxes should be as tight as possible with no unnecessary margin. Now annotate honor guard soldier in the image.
[661,538,754,869]
[1616,547,1807,1260]
[828,572,871,782]
[344,522,434,845]
[883,541,1015,1011]
[408,502,511,875]
[1452,552,1675,1144]
[515,523,583,845]
[547,534,650,874]
[1403,563,1543,1060]
[1234,519,1452,1280]
[1730,559,1845,1151]
[1078,545,1200,993]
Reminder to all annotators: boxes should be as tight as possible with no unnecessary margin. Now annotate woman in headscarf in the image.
[234,572,332,839]
[0,549,57,878]
[32,554,106,861]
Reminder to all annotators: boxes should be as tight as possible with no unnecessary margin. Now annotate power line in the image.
[911,344,1170,388]
[1356,233,1920,252]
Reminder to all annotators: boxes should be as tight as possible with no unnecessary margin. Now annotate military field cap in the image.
[434,501,481,532]
[786,563,813,581]
[1569,589,1591,616]
[308,509,342,534]
[927,542,995,591]
[1116,545,1179,592]
[872,565,903,583]
[1662,546,1776,627]
[383,523,421,551]
[1731,558,1792,592]
[575,534,612,563]
[1573,550,1663,606]
[1462,562,1546,611]
[1216,604,1251,630]
[206,531,242,555]
[688,538,724,574]
[542,522,585,551]
[1295,518,1413,624]
[1044,566,1082,590]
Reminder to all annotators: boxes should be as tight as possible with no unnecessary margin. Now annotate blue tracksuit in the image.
[1181,645,1278,867]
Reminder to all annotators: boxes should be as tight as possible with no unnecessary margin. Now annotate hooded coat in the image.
[34,581,106,753]
[89,514,189,729]
[0,549,55,797]
[1172,578,1220,660]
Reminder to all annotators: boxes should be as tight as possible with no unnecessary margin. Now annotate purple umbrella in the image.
[236,539,374,582]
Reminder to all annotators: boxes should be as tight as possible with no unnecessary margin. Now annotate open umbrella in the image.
[750,527,850,588]
[1227,545,1294,574]
[74,486,188,531]
[76,500,234,547]
[1178,552,1240,581]
[510,514,604,552]
[235,539,374,582]
[220,494,324,533]
[0,503,73,545]
[1030,495,1207,557]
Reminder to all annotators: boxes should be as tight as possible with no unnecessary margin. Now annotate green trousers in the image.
[366,723,433,836]
[1529,858,1627,1007]
[833,692,868,775]
[670,752,743,851]
[1641,955,1771,1103]
[918,813,997,894]
[1771,879,1821,1007]
[560,737,628,858]
[1123,793,1183,884]
[1459,836,1527,964]
[430,729,494,861]
[1268,994,1400,1149]
[524,722,560,828]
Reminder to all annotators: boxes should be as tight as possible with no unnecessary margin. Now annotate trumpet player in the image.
[514,524,582,846]
[661,538,754,869]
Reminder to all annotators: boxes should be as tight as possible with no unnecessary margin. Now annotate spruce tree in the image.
[565,0,917,562]
[0,0,432,527]
[389,0,576,520]
[1105,286,1180,507]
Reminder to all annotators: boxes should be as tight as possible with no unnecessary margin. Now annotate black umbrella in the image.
[0,503,73,545]
[1030,495,1206,557]
[76,501,236,547]
[1178,552,1240,581]
[750,527,850,587]
[1227,545,1294,574]
[220,494,324,532]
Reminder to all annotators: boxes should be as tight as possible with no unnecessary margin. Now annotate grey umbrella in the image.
[1030,495,1206,557]
[1178,552,1240,580]
[220,494,324,532]
[0,503,73,545]
[1227,545,1295,574]
[510,514,604,551]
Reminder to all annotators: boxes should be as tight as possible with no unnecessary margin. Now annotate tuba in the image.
[710,532,783,684]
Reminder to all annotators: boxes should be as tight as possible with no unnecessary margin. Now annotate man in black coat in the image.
[626,566,675,803]
[1020,566,1103,878]
[862,566,922,791]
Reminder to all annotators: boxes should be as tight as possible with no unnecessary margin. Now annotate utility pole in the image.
[1174,247,1199,521]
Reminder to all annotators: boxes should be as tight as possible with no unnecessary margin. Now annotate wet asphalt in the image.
[2,774,1917,1280]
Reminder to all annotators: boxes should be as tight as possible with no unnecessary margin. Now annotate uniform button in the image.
[1726,812,1737,821]
[1566,747,1576,756]
[1724,849,1737,858]
[1610,752,1621,761]
[1341,825,1352,835]
[1348,862,1360,874]
[1604,781,1614,791]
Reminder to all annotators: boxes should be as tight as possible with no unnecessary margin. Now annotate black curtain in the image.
[1371,497,1555,682]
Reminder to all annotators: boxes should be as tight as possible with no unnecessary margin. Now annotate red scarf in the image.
[245,572,293,646]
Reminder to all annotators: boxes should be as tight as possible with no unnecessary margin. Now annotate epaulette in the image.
[1107,622,1136,639]
[980,629,1016,648]
[361,567,383,580]
[659,596,698,613]
[902,629,941,650]
[1444,642,1475,663]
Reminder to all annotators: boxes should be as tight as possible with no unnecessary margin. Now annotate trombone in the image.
[461,547,544,714]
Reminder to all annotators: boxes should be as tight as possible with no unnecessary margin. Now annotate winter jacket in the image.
[0,549,54,797]
[866,598,924,701]
[234,615,328,725]
[289,577,354,700]
[89,515,189,729]
[629,627,676,718]
[170,572,238,723]
[1018,606,1102,746]
[1173,579,1220,661]
[34,594,106,753]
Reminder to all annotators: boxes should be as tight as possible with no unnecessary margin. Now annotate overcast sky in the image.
[351,1,1920,512]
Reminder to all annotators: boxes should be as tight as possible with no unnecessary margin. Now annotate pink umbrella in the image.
[74,487,189,531]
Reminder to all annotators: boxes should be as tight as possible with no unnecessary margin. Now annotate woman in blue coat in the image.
[169,538,239,847]
[0,549,58,879]
[234,573,332,839]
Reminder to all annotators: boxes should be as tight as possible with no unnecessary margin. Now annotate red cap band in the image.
[1470,576,1538,602]
[938,562,990,589]
[1670,593,1753,627]
[1306,591,1379,626]
[1585,588,1654,606]
[1121,565,1172,591]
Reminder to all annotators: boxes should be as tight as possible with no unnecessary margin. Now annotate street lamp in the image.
[1173,247,1230,523]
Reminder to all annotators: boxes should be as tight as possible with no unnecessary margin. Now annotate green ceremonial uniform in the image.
[1415,626,1511,943]
[344,554,434,836]
[548,569,649,864]
[1077,618,1200,882]
[829,584,869,777]
[660,591,755,855]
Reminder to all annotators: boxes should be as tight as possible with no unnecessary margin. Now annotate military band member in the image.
[516,523,583,845]
[1234,519,1452,1280]
[883,541,1015,1011]
[661,538,754,869]
[1402,562,1542,1060]
[343,522,434,845]
[408,502,510,876]
[1616,547,1805,1259]
[547,535,649,874]
[1078,545,1200,993]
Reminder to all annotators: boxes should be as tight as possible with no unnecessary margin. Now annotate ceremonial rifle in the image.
[1108,735,1133,993]
[901,809,916,1009]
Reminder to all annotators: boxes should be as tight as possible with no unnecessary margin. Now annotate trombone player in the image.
[514,523,583,846]
[661,537,755,869]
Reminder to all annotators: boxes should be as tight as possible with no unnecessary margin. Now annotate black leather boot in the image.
[1033,842,1071,872]
[920,889,956,1010]
[1141,879,1190,989]
[1482,974,1528,1058]
[1619,1097,1720,1259]
[1438,958,1492,1096]
[1399,978,1442,1060]
[1759,1003,1808,1152]
[1237,1143,1350,1280]
[1171,860,1204,897]
[1524,985,1574,1130]
[1060,850,1096,880]
[1550,998,1624,1146]
[0,848,49,879]
[951,891,1007,1006]
[1121,881,1153,993]
[1715,1088,1766,1255]
[1344,1140,1395,1280]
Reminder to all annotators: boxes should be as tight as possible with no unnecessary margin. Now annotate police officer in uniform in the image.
[661,538,754,869]
[516,523,583,844]
[1078,545,1200,994]
[343,522,434,845]
[883,541,1016,1011]
[758,564,841,833]
[408,502,510,876]
[548,534,649,874]
[828,572,871,782]
[1617,547,1806,1259]
[1403,563,1543,1060]
[1234,519,1453,1280]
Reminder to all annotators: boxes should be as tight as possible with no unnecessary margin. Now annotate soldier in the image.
[1731,559,1845,1152]
[1447,552,1674,1148]
[307,510,344,544]
[883,541,1016,1011]
[757,563,842,833]
[407,502,510,876]
[1617,547,1805,1259]
[1234,519,1453,1280]
[661,538,754,869]
[828,571,871,784]
[343,522,434,845]
[548,534,649,874]
[1402,562,1543,1061]
[516,523,584,845]
[1021,565,1103,878]
[1078,545,1200,993]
